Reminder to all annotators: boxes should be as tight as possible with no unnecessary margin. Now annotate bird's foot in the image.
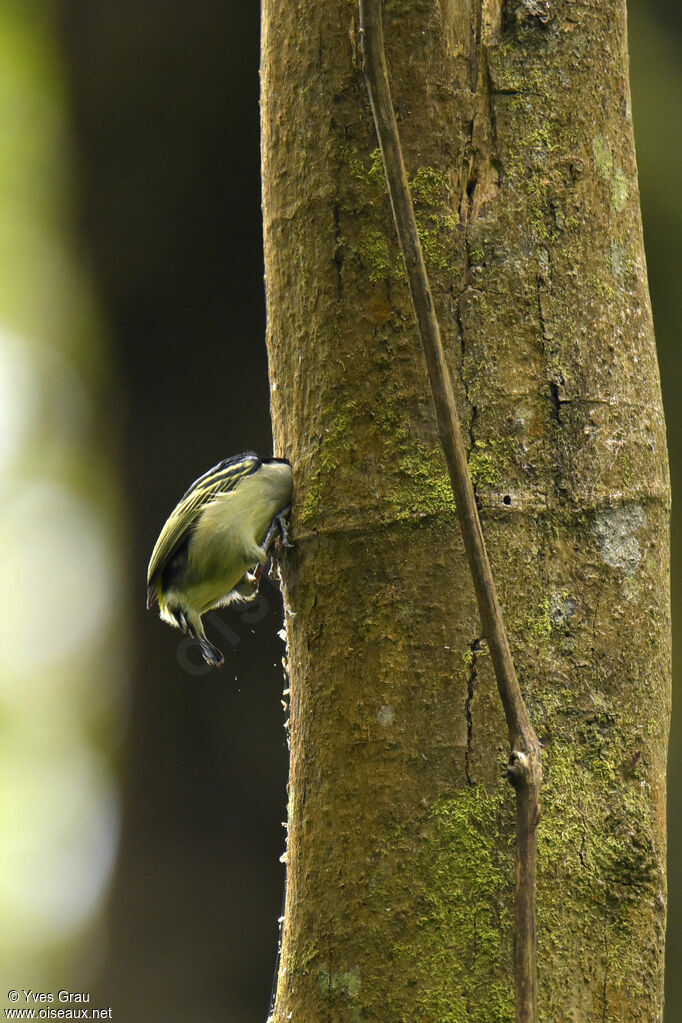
[263,506,293,558]
[276,506,293,548]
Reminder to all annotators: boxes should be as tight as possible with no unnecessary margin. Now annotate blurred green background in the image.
[0,1,677,1020]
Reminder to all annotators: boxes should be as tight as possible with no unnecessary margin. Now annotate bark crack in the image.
[465,637,482,786]
[548,380,562,424]
[455,294,478,453]
[601,955,609,1023]
[537,256,574,501]
[455,41,500,473]
[333,202,344,301]
[460,48,500,224]
[536,257,569,422]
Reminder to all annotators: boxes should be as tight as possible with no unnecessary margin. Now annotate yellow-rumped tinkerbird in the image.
[146,452,293,667]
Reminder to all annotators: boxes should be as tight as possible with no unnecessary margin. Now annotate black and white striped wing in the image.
[146,452,261,601]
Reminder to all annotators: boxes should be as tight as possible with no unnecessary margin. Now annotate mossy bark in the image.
[261,1,670,1021]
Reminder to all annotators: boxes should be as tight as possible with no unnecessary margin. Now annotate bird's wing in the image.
[146,453,261,589]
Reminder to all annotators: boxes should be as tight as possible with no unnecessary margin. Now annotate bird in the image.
[146,452,293,667]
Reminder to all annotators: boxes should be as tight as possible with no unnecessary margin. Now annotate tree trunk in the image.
[261,1,670,1020]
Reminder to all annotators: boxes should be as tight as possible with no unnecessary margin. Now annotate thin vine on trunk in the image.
[358,3,541,1020]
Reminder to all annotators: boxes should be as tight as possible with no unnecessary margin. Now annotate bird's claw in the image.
[276,507,294,548]
[263,506,293,557]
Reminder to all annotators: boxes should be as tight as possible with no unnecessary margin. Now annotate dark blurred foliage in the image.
[57,3,286,1021]
[654,0,681,33]
[53,1,680,1020]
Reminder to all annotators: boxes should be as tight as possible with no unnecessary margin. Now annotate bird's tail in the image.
[187,611,224,668]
